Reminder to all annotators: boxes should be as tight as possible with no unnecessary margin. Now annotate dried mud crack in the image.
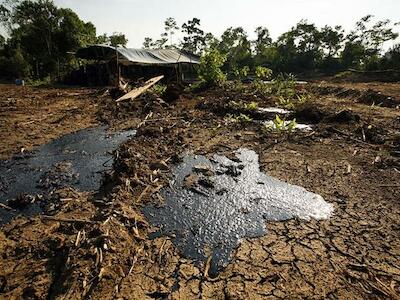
[0,83,399,299]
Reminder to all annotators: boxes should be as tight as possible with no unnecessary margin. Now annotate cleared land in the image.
[0,81,399,299]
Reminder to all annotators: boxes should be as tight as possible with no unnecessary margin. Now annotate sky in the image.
[5,0,400,48]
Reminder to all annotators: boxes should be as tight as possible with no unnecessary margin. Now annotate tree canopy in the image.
[0,0,128,80]
[0,1,399,82]
[143,15,399,77]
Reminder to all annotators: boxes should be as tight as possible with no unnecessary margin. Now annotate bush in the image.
[255,66,273,80]
[0,49,30,80]
[271,73,296,98]
[233,66,250,80]
[198,48,227,87]
[150,84,167,96]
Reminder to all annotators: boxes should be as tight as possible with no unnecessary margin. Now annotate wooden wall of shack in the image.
[65,59,198,87]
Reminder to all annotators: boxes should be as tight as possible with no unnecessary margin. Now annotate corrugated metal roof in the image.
[76,45,200,66]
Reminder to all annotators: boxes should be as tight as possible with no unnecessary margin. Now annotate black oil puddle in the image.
[143,149,333,277]
[0,126,135,224]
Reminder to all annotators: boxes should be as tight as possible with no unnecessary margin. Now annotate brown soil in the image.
[0,85,100,159]
[0,82,399,299]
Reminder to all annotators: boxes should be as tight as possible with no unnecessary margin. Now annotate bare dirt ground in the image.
[0,85,100,159]
[0,81,399,299]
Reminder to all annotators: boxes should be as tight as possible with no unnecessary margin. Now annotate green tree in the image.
[382,44,400,70]
[163,17,179,47]
[275,20,323,72]
[109,33,127,47]
[320,25,344,58]
[143,37,154,49]
[0,34,4,48]
[181,18,206,54]
[204,32,219,49]
[96,33,127,47]
[354,15,398,55]
[1,0,98,79]
[253,26,272,56]
[253,27,278,69]
[142,18,177,49]
[319,25,345,72]
[341,41,365,68]
[0,47,30,79]
[342,15,399,69]
[96,32,128,47]
[218,27,252,73]
[153,37,168,49]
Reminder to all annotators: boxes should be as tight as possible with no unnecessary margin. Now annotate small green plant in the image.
[228,100,242,110]
[237,114,253,123]
[276,96,294,109]
[226,113,253,124]
[198,48,227,87]
[228,100,259,111]
[222,80,246,93]
[276,93,310,109]
[271,73,296,98]
[252,80,272,96]
[264,115,297,134]
[286,118,298,133]
[151,84,167,96]
[245,102,259,111]
[251,67,273,96]
[296,94,310,105]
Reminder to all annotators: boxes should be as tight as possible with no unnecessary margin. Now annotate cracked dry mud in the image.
[0,82,399,299]
[144,148,333,277]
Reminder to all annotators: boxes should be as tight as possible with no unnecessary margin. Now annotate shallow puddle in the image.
[143,149,333,276]
[257,107,291,115]
[0,126,135,224]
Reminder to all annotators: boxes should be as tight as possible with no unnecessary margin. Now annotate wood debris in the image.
[116,75,164,102]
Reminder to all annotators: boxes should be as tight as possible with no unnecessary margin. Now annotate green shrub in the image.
[151,84,167,96]
[255,66,273,80]
[198,48,227,87]
[271,73,296,98]
[245,102,259,111]
[251,67,273,96]
[252,80,271,96]
[234,66,250,80]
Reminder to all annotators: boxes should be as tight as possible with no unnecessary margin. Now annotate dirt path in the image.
[0,82,399,299]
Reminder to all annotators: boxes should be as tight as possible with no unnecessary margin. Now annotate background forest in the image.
[0,0,399,82]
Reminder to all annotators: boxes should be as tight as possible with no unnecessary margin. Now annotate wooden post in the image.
[116,46,120,87]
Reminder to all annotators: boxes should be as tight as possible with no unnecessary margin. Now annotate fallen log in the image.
[116,75,164,102]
